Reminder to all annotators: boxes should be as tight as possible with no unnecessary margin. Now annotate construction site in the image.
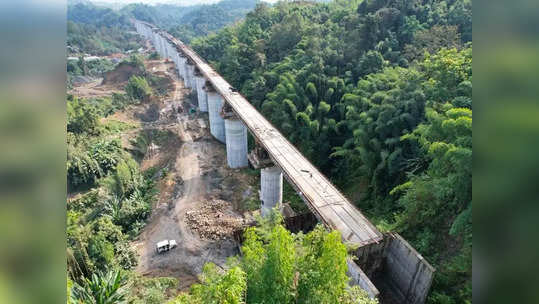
[67,18,435,304]
[123,20,438,304]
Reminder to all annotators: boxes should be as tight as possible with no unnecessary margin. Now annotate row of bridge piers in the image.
[144,23,285,216]
[135,20,436,304]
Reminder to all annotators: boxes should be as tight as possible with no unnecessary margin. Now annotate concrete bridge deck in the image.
[135,21,383,247]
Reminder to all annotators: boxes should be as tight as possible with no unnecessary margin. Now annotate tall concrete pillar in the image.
[159,36,165,57]
[152,32,159,53]
[162,38,168,58]
[225,118,248,168]
[184,62,193,89]
[156,35,163,56]
[206,88,226,143]
[168,43,174,60]
[188,63,196,90]
[260,166,283,216]
[195,75,207,112]
[175,53,181,76]
[177,55,186,80]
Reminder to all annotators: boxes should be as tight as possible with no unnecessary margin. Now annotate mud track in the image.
[132,60,248,290]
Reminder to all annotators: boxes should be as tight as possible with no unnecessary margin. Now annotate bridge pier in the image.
[194,69,207,111]
[206,85,226,143]
[159,35,166,58]
[222,106,248,168]
[178,55,187,81]
[172,47,178,65]
[164,40,170,59]
[185,60,195,90]
[260,166,283,216]
[169,42,176,61]
[152,31,160,54]
[167,41,174,61]
[163,37,169,59]
[174,52,181,78]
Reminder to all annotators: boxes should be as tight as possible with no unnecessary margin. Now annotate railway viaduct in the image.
[134,20,435,304]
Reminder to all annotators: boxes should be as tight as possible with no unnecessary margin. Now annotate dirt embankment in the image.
[102,62,143,85]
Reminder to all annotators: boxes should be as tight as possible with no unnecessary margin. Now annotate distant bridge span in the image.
[134,20,434,304]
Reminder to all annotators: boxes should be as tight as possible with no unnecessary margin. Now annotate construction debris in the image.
[185,199,244,240]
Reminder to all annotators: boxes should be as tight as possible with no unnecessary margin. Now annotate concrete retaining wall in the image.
[384,233,435,304]
[347,258,380,299]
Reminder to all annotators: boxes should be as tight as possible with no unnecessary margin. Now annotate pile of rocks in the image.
[185,199,244,240]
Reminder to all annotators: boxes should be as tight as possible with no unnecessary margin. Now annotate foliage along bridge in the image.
[134,20,434,304]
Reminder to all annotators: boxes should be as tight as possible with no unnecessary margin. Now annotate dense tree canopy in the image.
[67,3,142,55]
[170,213,377,304]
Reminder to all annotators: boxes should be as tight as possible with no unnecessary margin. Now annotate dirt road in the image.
[135,138,239,289]
[132,60,249,290]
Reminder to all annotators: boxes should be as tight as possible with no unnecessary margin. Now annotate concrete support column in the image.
[195,76,208,112]
[207,89,226,143]
[157,36,163,56]
[260,166,283,216]
[225,118,248,168]
[159,36,165,57]
[184,62,193,89]
[177,56,186,79]
[166,42,171,59]
[187,63,196,90]
[152,33,159,53]
[175,53,181,77]
[174,52,179,68]
[160,36,167,58]
[168,43,174,60]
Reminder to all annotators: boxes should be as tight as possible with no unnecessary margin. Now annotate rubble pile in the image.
[185,199,244,240]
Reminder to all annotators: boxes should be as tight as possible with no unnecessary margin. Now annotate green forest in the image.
[67,3,142,55]
[189,0,472,302]
[67,0,260,55]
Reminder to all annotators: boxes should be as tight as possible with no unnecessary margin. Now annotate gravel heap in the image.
[185,199,244,240]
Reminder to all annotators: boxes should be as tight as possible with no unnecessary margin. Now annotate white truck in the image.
[156,240,177,254]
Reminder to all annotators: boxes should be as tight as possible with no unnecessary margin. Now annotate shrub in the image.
[125,75,152,101]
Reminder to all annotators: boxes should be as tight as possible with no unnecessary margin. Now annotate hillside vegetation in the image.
[67,0,261,55]
[67,3,142,55]
[191,0,472,302]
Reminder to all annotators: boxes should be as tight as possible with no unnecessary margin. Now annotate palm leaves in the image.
[71,270,127,304]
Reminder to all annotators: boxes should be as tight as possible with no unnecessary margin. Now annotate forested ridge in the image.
[67,2,142,55]
[67,0,261,55]
[189,0,472,302]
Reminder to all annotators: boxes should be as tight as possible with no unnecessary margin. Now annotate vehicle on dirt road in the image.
[156,240,177,253]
